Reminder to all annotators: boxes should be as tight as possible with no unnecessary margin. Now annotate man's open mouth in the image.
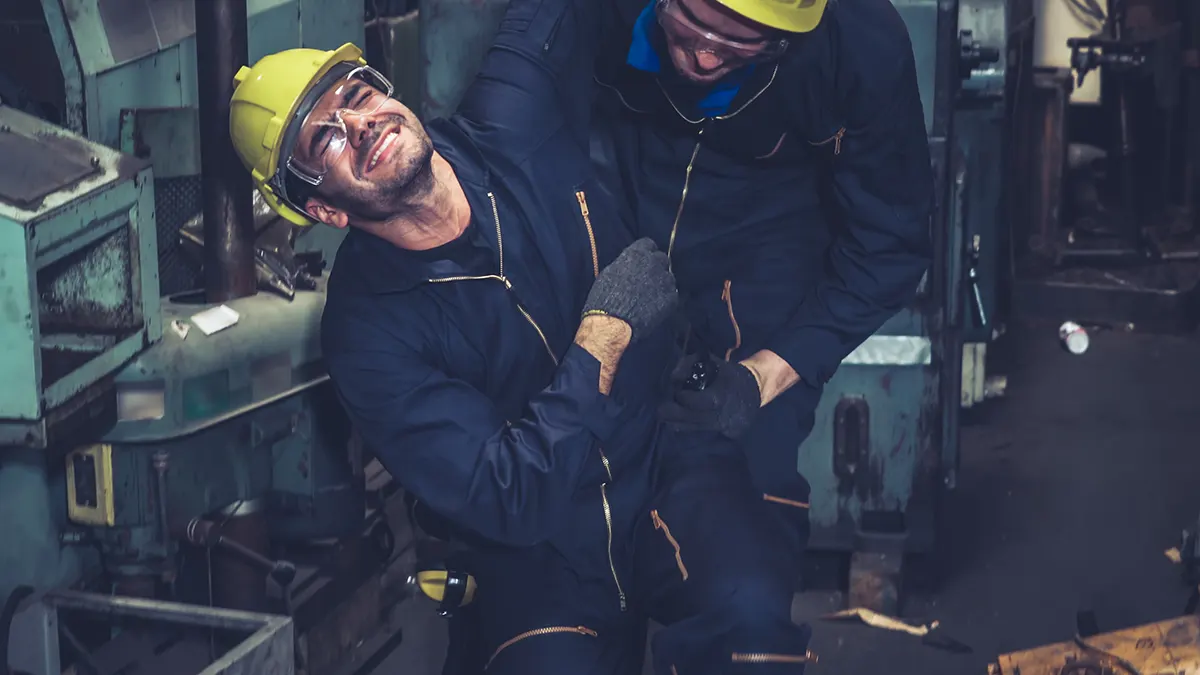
[366,128,399,173]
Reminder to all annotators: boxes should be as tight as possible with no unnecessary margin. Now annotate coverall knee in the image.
[633,435,813,675]
[451,544,644,675]
[737,383,815,557]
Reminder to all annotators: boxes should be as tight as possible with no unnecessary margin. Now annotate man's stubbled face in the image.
[291,76,435,222]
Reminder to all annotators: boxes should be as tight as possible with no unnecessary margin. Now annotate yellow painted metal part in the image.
[989,615,1200,675]
[415,570,477,606]
[66,444,115,527]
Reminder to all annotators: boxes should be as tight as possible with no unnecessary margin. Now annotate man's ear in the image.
[305,198,350,229]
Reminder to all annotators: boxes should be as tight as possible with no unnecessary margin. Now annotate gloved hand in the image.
[582,238,678,342]
[659,354,762,440]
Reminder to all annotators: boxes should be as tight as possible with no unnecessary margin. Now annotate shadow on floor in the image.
[798,319,1200,674]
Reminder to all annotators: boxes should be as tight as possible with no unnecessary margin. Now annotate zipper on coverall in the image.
[429,191,627,611]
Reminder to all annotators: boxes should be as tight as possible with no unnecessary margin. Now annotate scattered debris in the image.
[1059,321,1090,354]
[984,375,1008,399]
[170,319,190,340]
[822,608,972,654]
[190,305,240,336]
[1166,547,1183,564]
[824,608,931,636]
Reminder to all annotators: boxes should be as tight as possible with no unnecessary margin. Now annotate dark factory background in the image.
[2,1,1200,674]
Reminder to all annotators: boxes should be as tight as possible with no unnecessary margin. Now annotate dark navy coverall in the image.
[589,0,936,554]
[320,0,812,670]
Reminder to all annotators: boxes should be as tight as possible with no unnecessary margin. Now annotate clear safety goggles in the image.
[286,65,395,186]
[655,0,787,63]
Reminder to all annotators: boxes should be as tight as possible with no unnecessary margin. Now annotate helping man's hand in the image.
[582,238,679,342]
[659,354,763,440]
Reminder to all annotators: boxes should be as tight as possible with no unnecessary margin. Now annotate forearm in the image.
[574,314,632,394]
[740,349,799,407]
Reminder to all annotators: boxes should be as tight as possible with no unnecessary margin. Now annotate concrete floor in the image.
[366,319,1200,674]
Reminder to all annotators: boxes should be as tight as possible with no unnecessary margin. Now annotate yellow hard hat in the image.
[715,0,827,33]
[229,43,367,226]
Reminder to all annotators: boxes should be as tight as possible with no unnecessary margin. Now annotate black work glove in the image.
[658,354,762,440]
[582,238,678,342]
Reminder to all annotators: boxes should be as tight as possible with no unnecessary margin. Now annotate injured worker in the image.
[227,0,811,671]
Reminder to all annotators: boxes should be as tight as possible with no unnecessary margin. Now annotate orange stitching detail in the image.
[763,493,810,509]
[650,509,689,581]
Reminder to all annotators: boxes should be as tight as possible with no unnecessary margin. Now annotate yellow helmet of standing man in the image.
[229,43,368,226]
[715,0,827,34]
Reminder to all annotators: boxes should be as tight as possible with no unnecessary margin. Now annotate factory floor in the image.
[362,318,1200,675]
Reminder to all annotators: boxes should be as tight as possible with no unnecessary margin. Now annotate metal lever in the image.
[1067,36,1148,88]
[967,235,987,328]
[183,518,297,590]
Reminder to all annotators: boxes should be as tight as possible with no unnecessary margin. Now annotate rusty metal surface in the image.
[991,615,1200,675]
[0,129,101,209]
[38,225,138,332]
[1029,70,1072,257]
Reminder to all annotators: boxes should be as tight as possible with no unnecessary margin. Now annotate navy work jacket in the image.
[592,0,935,389]
[321,0,672,595]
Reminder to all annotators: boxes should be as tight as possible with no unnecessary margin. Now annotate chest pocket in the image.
[807,125,846,159]
[431,283,556,409]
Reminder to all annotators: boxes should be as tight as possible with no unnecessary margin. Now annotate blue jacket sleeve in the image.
[453,0,602,156]
[768,43,934,386]
[328,339,625,548]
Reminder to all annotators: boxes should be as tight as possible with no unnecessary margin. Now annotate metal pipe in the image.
[195,0,257,303]
[153,450,170,553]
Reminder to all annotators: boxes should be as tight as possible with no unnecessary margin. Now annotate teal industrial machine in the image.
[0,1,423,673]
[0,101,163,608]
[415,0,1009,614]
[792,0,1007,612]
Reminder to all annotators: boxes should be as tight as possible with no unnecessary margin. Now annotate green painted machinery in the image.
[0,103,162,605]
[0,105,161,450]
[0,0,377,621]
[1,0,360,295]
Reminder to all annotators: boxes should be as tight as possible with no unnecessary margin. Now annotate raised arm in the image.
[452,0,607,155]
[760,32,933,396]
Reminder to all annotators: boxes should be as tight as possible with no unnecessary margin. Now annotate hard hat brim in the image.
[267,43,366,197]
[714,0,827,33]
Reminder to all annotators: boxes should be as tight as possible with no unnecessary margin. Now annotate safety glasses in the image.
[287,65,395,186]
[655,0,787,63]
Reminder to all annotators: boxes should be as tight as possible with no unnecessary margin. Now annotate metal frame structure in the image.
[0,105,162,449]
[8,589,294,675]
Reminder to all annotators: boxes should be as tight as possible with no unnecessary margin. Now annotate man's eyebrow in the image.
[341,81,363,109]
[307,124,330,159]
[303,81,370,159]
